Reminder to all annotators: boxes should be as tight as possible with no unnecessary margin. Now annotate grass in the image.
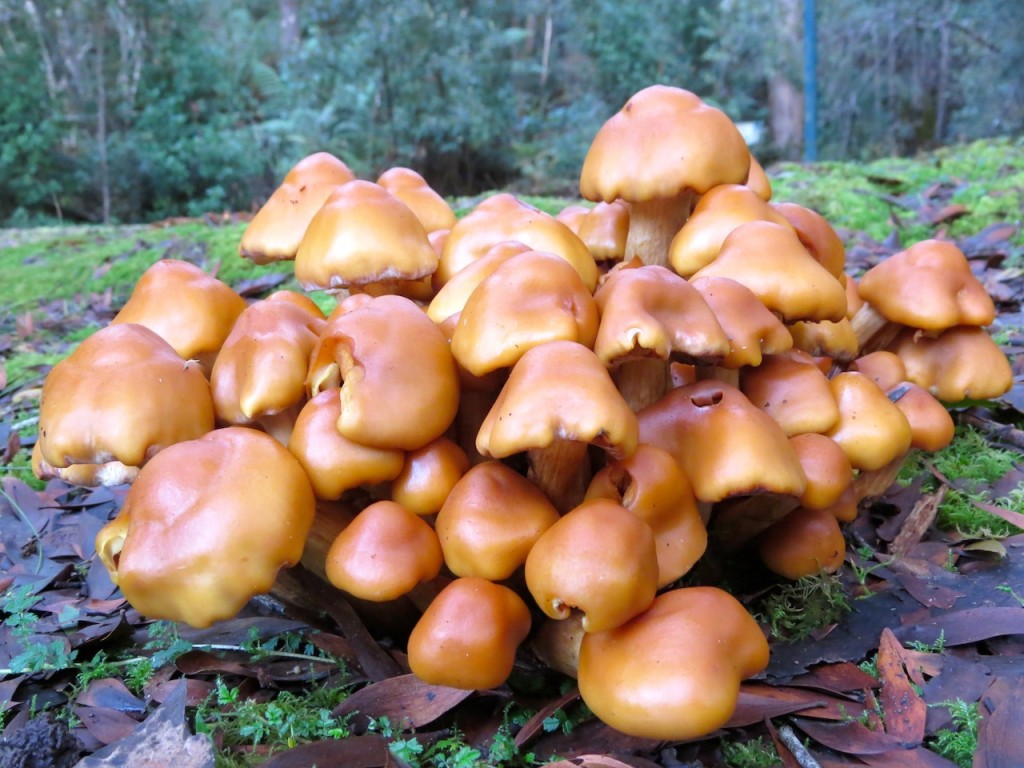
[898,427,1024,538]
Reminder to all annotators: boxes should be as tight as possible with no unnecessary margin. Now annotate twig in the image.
[778,724,822,768]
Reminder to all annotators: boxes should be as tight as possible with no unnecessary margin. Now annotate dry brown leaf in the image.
[877,628,926,747]
[333,673,474,730]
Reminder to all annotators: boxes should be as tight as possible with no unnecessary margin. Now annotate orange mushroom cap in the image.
[825,372,913,471]
[308,295,460,450]
[435,460,560,581]
[376,166,456,233]
[740,350,840,436]
[390,437,470,516]
[94,427,316,628]
[426,241,532,325]
[111,259,247,372]
[744,153,772,200]
[525,498,659,633]
[891,325,1014,402]
[789,433,855,511]
[771,202,846,280]
[324,500,443,602]
[577,586,769,741]
[886,381,956,452]
[239,151,356,264]
[758,506,846,580]
[689,276,794,367]
[36,323,214,486]
[407,577,532,690]
[576,200,630,263]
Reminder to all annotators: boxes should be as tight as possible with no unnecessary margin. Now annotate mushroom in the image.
[771,202,846,280]
[324,500,444,602]
[239,151,356,264]
[585,444,707,587]
[111,259,247,374]
[94,427,316,628]
[739,350,841,436]
[35,323,214,486]
[476,340,638,512]
[744,153,772,200]
[825,372,913,472]
[407,577,532,690]
[210,292,326,444]
[390,437,471,517]
[576,200,630,266]
[890,325,1013,402]
[524,498,659,633]
[757,506,846,580]
[307,295,460,451]
[434,460,560,581]
[376,166,456,233]
[294,180,438,295]
[580,85,750,268]
[577,587,769,741]
[593,263,730,410]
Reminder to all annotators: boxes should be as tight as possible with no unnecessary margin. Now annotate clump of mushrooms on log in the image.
[32,84,1013,742]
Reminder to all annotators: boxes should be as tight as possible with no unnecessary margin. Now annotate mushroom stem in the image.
[694,364,740,388]
[852,452,909,501]
[710,493,801,550]
[625,192,695,267]
[850,303,900,354]
[612,358,672,411]
[531,611,585,678]
[255,402,305,446]
[527,440,592,513]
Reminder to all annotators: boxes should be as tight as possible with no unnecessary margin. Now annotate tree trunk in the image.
[767,0,804,158]
[279,0,300,58]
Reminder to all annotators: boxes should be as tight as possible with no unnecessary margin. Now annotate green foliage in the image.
[898,427,1024,538]
[753,571,852,642]
[928,700,980,768]
[721,736,782,768]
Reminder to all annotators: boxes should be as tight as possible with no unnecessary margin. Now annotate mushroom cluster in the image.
[34,84,1013,742]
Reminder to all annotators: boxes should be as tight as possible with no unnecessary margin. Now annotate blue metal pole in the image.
[804,0,818,161]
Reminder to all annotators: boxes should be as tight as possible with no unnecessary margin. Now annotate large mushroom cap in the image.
[891,325,1014,402]
[578,586,769,741]
[239,151,356,264]
[36,323,215,486]
[94,427,316,628]
[689,276,794,368]
[111,259,247,372]
[295,180,438,292]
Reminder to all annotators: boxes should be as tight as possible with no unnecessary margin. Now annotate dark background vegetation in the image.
[1,0,1022,225]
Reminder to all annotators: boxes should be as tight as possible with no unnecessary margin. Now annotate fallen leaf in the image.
[976,676,1024,768]
[75,680,215,768]
[543,757,663,768]
[332,673,475,729]
[791,717,906,755]
[876,629,926,747]
[895,607,1024,647]
[73,705,141,746]
[259,734,390,768]
[889,489,944,556]
[76,678,146,715]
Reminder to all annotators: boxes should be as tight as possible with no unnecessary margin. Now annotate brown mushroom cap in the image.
[758,506,846,580]
[668,184,792,277]
[287,390,405,501]
[577,586,769,741]
[586,444,707,587]
[390,437,470,516]
[210,295,325,439]
[891,325,1014,402]
[887,381,956,452]
[239,151,356,264]
[525,498,659,633]
[857,240,996,331]
[771,202,846,279]
[94,427,316,628]
[308,295,460,450]
[637,379,806,503]
[376,166,456,233]
[740,350,840,436]
[426,241,532,325]
[36,323,214,485]
[744,153,772,200]
[450,250,599,378]
[788,317,859,363]
[111,259,247,372]
[689,276,794,367]
[576,201,630,263]
[407,577,532,690]
[848,350,908,391]
[825,372,913,471]
[437,193,598,291]
[295,180,438,291]
[789,433,855,510]
[324,500,444,602]
[691,221,848,323]
[435,460,560,581]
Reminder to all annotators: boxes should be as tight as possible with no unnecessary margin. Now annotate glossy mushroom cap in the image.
[407,577,532,690]
[744,153,772,200]
[376,167,456,233]
[771,202,846,279]
[210,295,325,440]
[887,382,956,452]
[576,201,630,263]
[308,295,460,451]
[758,506,846,580]
[577,587,769,741]
[35,323,214,486]
[437,193,598,291]
[390,437,470,516]
[426,241,532,324]
[689,276,793,368]
[94,427,316,628]
[668,184,792,277]
[891,325,1014,402]
[525,498,659,633]
[324,500,443,602]
[586,444,707,587]
[287,390,405,501]
[857,240,996,331]
[111,259,247,373]
[638,380,806,503]
[740,350,840,436]
[691,221,848,323]
[435,461,560,580]
[825,372,913,471]
[450,250,599,378]
[295,180,438,292]
[789,433,855,511]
